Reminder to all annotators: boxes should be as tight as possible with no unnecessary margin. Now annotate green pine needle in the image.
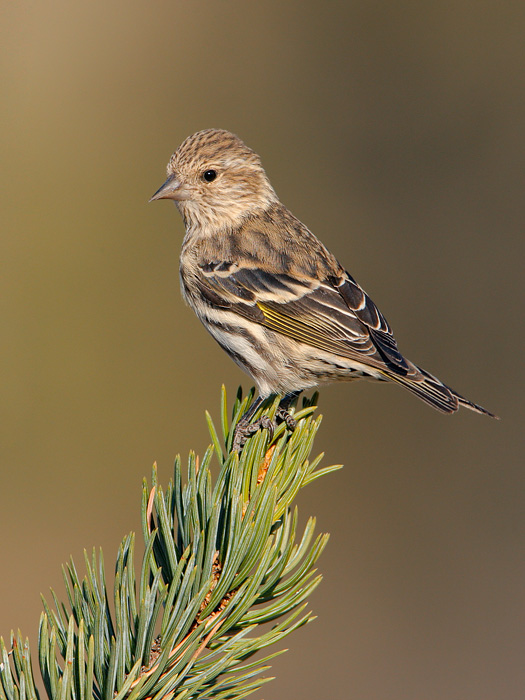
[0,387,341,700]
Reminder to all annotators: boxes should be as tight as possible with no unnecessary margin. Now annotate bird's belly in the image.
[195,304,383,396]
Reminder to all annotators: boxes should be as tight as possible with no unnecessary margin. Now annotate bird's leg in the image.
[232,392,301,452]
[232,397,272,451]
[275,391,301,431]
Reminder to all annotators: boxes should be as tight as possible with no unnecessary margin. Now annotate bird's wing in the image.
[194,260,496,415]
[192,259,496,417]
[195,262,411,375]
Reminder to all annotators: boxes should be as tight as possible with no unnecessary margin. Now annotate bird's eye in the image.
[202,169,217,182]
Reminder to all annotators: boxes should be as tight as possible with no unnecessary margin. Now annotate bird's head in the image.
[150,129,278,231]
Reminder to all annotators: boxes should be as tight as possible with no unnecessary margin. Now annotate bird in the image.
[150,128,497,448]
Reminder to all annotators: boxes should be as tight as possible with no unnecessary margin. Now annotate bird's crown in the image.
[169,129,262,173]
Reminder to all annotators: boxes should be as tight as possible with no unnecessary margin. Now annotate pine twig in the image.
[0,386,341,700]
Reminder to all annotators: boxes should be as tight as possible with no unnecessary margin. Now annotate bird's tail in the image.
[384,365,498,418]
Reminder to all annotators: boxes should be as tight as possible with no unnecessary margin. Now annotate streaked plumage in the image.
[151,128,496,420]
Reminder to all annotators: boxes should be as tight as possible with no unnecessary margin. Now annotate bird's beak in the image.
[149,174,191,202]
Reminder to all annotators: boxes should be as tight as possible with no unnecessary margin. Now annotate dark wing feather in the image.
[196,262,410,375]
[193,260,496,416]
[333,272,410,371]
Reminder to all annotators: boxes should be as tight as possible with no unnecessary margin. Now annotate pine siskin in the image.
[151,129,497,446]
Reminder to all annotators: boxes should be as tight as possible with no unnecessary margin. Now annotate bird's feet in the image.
[276,406,297,431]
[232,405,297,452]
[232,415,274,452]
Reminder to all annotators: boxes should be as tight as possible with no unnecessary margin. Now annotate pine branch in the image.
[0,387,341,700]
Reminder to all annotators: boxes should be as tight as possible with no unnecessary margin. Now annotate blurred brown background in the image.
[1,2,523,698]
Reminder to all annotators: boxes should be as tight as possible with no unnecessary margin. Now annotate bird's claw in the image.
[232,408,297,452]
[232,416,273,452]
[276,407,297,431]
